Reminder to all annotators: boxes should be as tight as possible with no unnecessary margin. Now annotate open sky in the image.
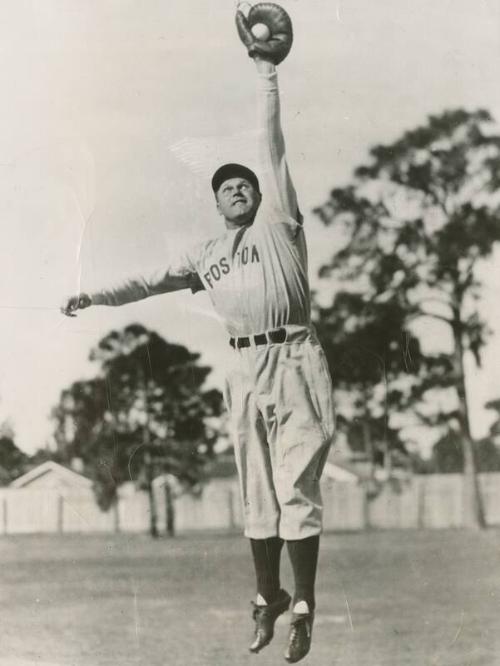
[1,0,499,454]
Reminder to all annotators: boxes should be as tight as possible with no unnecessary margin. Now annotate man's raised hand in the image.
[60,293,92,318]
[235,3,293,65]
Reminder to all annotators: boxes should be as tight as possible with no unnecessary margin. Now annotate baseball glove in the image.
[235,3,293,65]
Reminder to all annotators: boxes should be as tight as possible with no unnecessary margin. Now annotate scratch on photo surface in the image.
[145,343,154,379]
[63,500,91,528]
[132,579,141,649]
[65,143,96,298]
[128,444,145,482]
[182,300,225,324]
[0,305,58,310]
[450,610,465,646]
[105,375,120,460]
[73,190,95,298]
[344,594,354,631]
[402,331,412,372]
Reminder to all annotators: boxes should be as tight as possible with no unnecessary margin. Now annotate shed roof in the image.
[10,461,92,489]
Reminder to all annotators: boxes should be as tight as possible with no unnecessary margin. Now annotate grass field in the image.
[1,529,499,666]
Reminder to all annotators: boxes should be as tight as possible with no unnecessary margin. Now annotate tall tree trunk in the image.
[362,388,375,481]
[382,434,392,478]
[145,451,159,538]
[452,315,486,528]
[361,390,375,529]
[141,375,159,538]
[164,477,175,537]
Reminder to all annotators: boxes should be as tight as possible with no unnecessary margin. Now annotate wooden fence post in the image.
[114,502,120,533]
[2,496,8,535]
[57,495,64,534]
[416,476,426,529]
[228,488,235,529]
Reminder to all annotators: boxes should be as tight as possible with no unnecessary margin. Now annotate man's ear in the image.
[216,198,223,216]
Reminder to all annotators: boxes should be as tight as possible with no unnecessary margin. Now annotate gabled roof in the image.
[10,461,92,489]
[323,448,369,481]
[323,460,365,482]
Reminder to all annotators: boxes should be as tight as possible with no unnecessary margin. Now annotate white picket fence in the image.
[1,474,500,536]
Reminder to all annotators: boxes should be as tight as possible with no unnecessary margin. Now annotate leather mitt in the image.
[236,3,293,65]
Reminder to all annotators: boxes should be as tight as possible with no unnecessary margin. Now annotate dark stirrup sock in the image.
[250,536,285,604]
[286,535,320,611]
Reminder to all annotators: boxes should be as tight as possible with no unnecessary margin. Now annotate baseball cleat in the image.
[249,588,291,653]
[284,612,314,663]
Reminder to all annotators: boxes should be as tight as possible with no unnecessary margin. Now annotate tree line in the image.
[312,107,500,527]
[1,325,225,537]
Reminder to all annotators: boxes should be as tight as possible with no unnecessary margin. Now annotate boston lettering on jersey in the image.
[203,244,260,289]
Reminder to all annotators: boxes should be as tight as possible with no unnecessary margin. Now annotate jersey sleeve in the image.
[90,251,204,307]
[256,67,302,224]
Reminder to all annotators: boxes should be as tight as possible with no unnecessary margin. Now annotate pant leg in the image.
[259,338,335,541]
[225,350,281,539]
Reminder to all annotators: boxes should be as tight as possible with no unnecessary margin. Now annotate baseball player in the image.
[61,4,334,662]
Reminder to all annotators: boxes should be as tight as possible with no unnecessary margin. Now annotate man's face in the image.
[215,177,261,228]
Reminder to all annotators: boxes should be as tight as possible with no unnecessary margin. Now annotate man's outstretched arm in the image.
[60,265,203,317]
[235,5,299,221]
[254,58,300,222]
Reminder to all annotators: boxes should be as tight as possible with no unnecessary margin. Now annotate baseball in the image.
[251,23,271,41]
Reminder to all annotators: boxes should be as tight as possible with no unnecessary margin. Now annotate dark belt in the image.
[230,327,287,349]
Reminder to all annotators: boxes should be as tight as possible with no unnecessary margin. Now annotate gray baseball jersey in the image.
[91,69,309,338]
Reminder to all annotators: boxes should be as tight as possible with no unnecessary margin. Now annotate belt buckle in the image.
[268,328,286,344]
[229,336,250,349]
[253,333,267,346]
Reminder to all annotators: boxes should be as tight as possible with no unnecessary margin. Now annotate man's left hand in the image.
[236,3,293,65]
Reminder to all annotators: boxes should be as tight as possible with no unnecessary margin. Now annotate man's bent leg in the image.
[225,356,281,538]
[250,536,285,604]
[225,354,289,653]
[283,535,319,663]
[271,338,335,539]
[260,336,335,662]
[286,535,319,611]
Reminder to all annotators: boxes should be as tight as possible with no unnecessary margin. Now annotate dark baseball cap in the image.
[211,163,260,194]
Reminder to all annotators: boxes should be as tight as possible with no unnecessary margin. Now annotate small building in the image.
[4,461,116,535]
[10,460,93,494]
[323,458,366,483]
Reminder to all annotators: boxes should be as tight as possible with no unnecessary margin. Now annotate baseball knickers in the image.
[224,325,335,540]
